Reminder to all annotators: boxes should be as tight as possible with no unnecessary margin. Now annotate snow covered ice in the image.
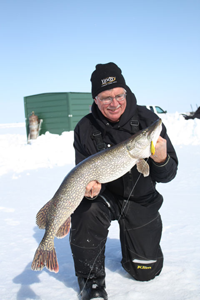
[0,113,200,300]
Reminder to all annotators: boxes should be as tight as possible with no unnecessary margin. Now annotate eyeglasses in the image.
[96,91,127,105]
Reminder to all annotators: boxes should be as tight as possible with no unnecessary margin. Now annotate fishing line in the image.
[117,172,142,222]
[118,157,149,221]
[78,239,107,298]
[78,159,148,297]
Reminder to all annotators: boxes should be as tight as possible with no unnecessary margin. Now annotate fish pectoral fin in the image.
[136,159,149,177]
[56,217,71,238]
[36,199,53,229]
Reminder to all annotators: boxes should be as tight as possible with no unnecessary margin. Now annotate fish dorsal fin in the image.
[56,217,71,238]
[136,159,149,177]
[36,199,53,229]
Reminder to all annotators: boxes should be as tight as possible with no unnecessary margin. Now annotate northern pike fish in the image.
[31,118,162,273]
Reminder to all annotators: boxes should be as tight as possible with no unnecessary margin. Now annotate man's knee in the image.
[71,197,111,227]
[122,257,163,281]
[70,197,111,248]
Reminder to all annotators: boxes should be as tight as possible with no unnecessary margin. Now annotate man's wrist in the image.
[152,154,170,167]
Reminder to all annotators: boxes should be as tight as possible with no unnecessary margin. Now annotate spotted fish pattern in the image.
[31,119,162,273]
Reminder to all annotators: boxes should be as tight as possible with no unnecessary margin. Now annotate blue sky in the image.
[1,0,200,123]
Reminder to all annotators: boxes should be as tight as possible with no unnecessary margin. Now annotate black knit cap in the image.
[90,62,126,99]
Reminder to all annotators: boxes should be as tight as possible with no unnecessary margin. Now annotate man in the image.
[70,63,178,300]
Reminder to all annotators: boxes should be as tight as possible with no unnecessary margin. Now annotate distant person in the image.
[70,63,178,300]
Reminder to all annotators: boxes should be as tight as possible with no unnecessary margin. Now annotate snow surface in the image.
[0,113,200,300]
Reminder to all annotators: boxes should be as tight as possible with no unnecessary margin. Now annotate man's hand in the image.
[85,180,101,198]
[150,136,167,163]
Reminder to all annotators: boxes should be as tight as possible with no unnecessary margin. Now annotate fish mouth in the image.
[133,118,162,139]
[147,118,162,136]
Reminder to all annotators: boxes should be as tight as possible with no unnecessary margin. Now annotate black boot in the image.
[78,276,108,300]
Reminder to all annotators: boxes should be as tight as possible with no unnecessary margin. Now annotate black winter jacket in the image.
[74,86,178,202]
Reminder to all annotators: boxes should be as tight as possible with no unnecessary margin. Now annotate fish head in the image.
[126,118,162,159]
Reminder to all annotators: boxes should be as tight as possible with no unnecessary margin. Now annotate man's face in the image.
[94,87,127,123]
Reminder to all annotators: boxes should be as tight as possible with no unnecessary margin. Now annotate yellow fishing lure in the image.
[151,141,156,155]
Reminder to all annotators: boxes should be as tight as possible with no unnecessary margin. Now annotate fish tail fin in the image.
[31,245,59,273]
[56,217,71,238]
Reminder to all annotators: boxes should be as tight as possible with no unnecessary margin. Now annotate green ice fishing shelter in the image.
[24,92,93,137]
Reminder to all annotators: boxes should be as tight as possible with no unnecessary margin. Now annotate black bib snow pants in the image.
[70,189,163,282]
